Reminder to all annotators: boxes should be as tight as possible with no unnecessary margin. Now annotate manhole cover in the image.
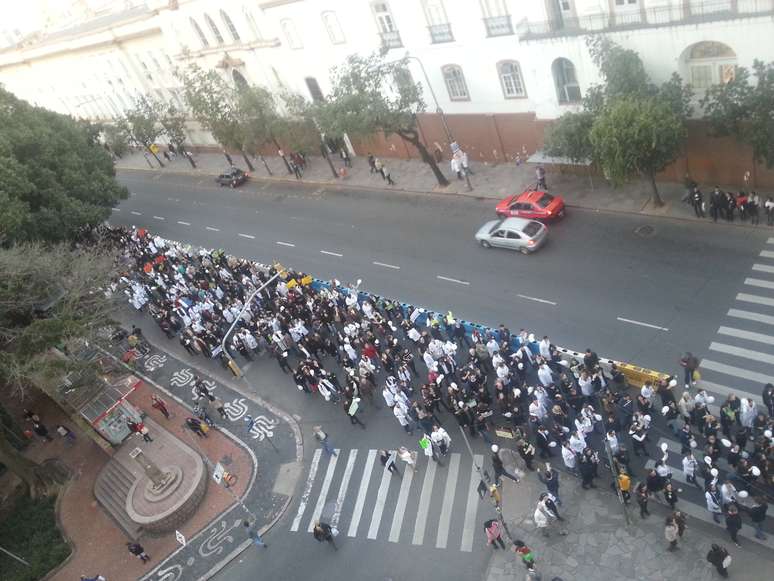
[635,224,655,237]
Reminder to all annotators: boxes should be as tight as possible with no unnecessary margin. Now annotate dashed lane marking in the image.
[177,221,191,226]
[276,241,296,247]
[153,216,165,221]
[616,317,669,332]
[320,250,343,257]
[238,233,256,239]
[517,294,557,306]
[436,275,470,286]
[205,226,220,232]
[373,261,400,270]
[130,211,142,216]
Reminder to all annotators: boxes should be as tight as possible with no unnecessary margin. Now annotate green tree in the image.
[590,96,685,207]
[234,85,284,175]
[0,87,128,245]
[543,111,595,164]
[315,53,449,187]
[121,96,165,167]
[702,60,774,169]
[179,65,255,171]
[278,91,338,178]
[101,123,130,158]
[159,101,196,168]
[0,243,117,498]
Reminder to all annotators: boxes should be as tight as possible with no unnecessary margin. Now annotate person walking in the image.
[380,449,400,476]
[706,484,723,523]
[126,542,150,563]
[346,396,366,429]
[313,426,337,457]
[749,496,768,540]
[484,519,506,549]
[682,451,701,488]
[538,464,561,505]
[665,516,680,551]
[706,544,731,578]
[691,187,705,218]
[397,446,418,472]
[679,352,700,389]
[382,165,396,186]
[32,421,53,442]
[312,521,337,550]
[663,482,679,510]
[151,394,170,420]
[725,504,742,547]
[186,417,208,438]
[513,540,537,572]
[636,482,650,519]
[491,445,520,486]
[127,419,152,443]
[243,520,268,549]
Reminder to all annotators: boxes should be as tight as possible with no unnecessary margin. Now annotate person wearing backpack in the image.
[706,544,731,577]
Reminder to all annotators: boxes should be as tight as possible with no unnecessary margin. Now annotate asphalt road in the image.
[113,170,768,381]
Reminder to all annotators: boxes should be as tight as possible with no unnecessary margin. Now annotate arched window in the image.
[685,41,736,90]
[190,17,209,48]
[204,14,224,45]
[552,58,581,104]
[442,65,469,101]
[497,60,526,98]
[281,18,302,49]
[220,10,241,42]
[243,6,262,40]
[322,11,345,45]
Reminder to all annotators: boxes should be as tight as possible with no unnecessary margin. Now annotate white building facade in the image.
[1,0,774,180]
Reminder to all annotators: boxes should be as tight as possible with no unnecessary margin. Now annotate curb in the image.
[40,475,78,581]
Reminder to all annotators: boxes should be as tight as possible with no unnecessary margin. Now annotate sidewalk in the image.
[115,149,762,225]
[485,456,774,581]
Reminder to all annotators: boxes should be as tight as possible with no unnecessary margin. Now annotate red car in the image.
[495,189,566,221]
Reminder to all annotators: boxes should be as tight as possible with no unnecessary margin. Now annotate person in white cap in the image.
[491,444,520,486]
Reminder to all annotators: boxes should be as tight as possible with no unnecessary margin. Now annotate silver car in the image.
[475,217,548,254]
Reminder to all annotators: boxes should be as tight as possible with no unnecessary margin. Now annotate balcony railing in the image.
[379,30,403,49]
[428,23,454,43]
[483,15,514,37]
[517,0,774,40]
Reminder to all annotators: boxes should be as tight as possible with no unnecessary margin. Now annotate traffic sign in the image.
[175,530,186,546]
[213,462,225,485]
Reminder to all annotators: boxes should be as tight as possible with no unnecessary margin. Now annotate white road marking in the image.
[767,238,774,245]
[736,292,774,307]
[388,460,414,543]
[744,277,774,290]
[436,275,470,286]
[177,221,191,226]
[752,263,774,274]
[276,241,296,247]
[709,341,774,365]
[373,261,400,270]
[238,233,255,239]
[695,379,765,407]
[307,451,339,532]
[367,463,393,539]
[206,226,220,232]
[130,211,142,216]
[348,450,376,537]
[761,250,774,258]
[727,308,774,326]
[112,208,121,212]
[460,454,483,552]
[331,450,358,528]
[701,358,774,385]
[717,325,774,346]
[517,294,557,306]
[320,250,343,257]
[436,454,461,549]
[616,317,669,332]
[290,449,322,532]
[412,459,437,545]
[153,215,165,221]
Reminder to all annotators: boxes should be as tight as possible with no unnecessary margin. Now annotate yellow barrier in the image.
[617,362,668,389]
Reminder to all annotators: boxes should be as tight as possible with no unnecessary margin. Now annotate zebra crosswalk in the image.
[696,238,774,408]
[289,448,486,552]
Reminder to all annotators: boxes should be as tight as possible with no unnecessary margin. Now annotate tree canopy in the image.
[0,87,128,245]
[702,60,774,169]
[121,96,165,167]
[158,101,196,168]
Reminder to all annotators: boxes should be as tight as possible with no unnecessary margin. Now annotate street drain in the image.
[635,224,655,238]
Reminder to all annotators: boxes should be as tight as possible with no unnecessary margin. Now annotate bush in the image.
[0,495,70,581]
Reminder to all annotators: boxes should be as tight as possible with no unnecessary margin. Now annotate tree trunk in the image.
[180,146,196,168]
[258,153,272,176]
[146,146,164,168]
[271,137,293,174]
[397,129,450,187]
[240,150,256,172]
[321,141,339,179]
[0,430,68,499]
[648,171,664,207]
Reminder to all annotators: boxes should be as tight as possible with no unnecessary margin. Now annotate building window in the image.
[220,10,241,42]
[480,0,512,36]
[204,14,225,45]
[559,0,573,11]
[423,0,453,43]
[442,65,469,101]
[552,58,581,103]
[305,77,324,102]
[190,18,209,48]
[685,41,736,90]
[322,11,345,45]
[243,6,262,40]
[281,18,302,49]
[614,0,637,5]
[372,2,402,49]
[497,61,526,98]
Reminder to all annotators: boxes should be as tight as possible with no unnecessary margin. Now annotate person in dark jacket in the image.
[538,465,561,505]
[725,504,742,547]
[750,496,768,540]
[706,544,730,577]
[763,383,774,417]
[126,542,150,562]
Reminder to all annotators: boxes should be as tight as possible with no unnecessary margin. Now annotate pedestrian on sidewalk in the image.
[484,519,506,549]
[706,484,723,523]
[374,157,384,178]
[636,482,650,518]
[766,196,774,226]
[55,424,77,446]
[706,544,731,578]
[151,394,170,419]
[512,540,537,571]
[210,397,227,420]
[672,510,687,539]
[380,449,400,475]
[617,469,631,504]
[313,426,337,457]
[340,149,351,168]
[186,417,208,438]
[679,352,700,389]
[725,504,742,547]
[367,153,376,173]
[682,451,701,488]
[538,464,561,505]
[80,576,106,581]
[243,520,268,549]
[691,187,705,218]
[664,482,679,510]
[126,542,150,563]
[665,516,680,551]
[750,496,768,540]
[382,165,396,186]
[397,446,418,472]
[346,396,366,429]
[491,445,520,486]
[32,420,53,442]
[536,166,547,190]
[312,521,337,550]
[126,419,152,443]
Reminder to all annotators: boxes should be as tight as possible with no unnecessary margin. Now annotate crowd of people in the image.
[684,176,774,225]
[105,225,774,571]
